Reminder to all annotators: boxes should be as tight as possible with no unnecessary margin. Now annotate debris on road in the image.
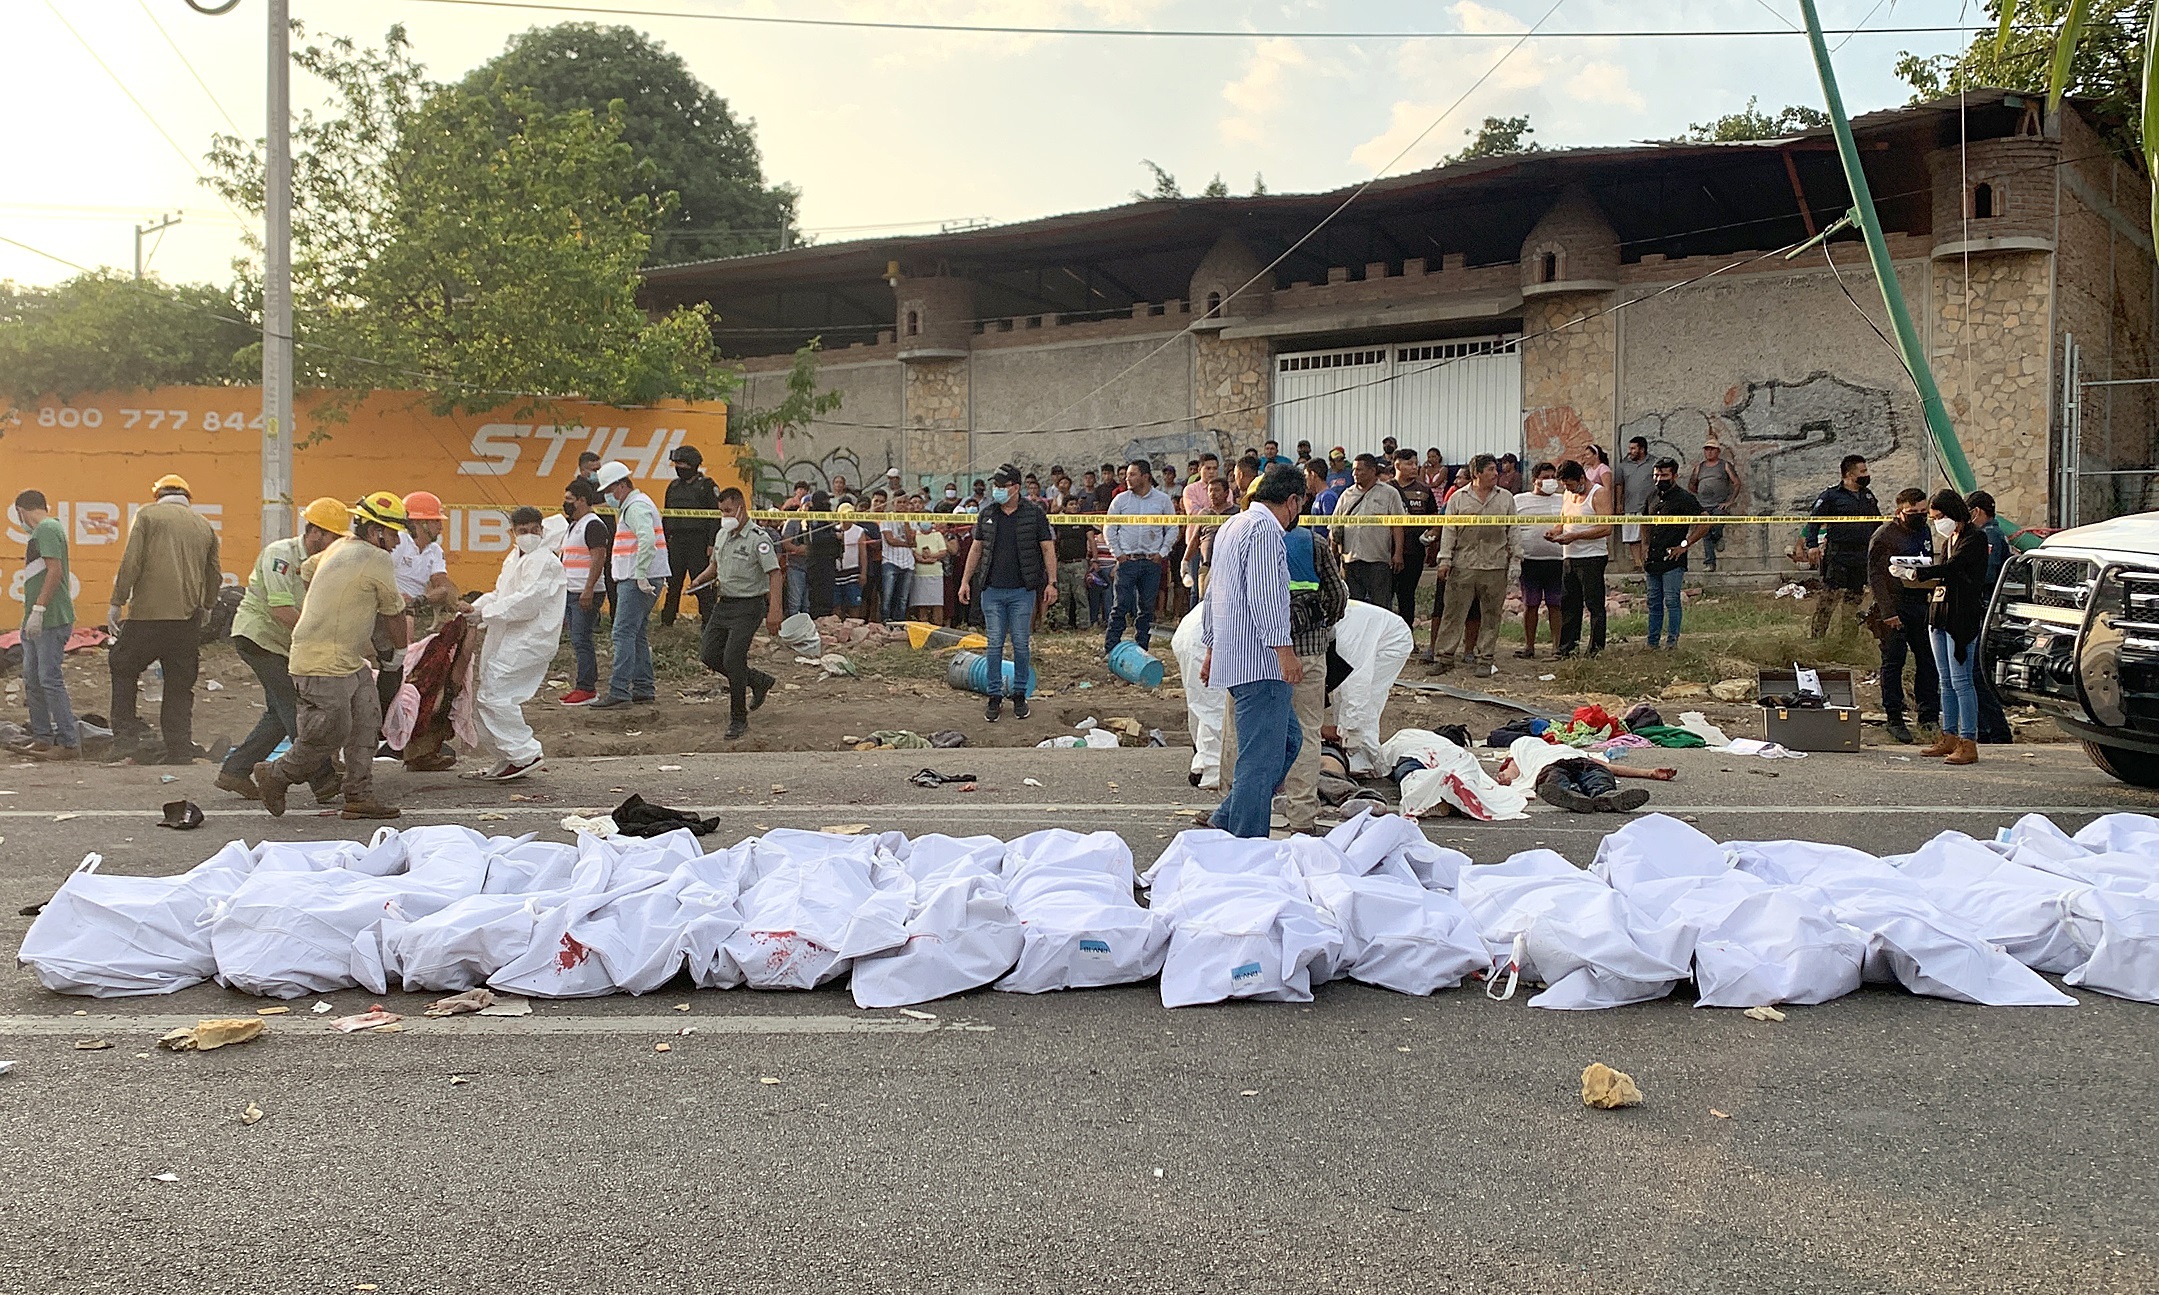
[155,800,205,831]
[821,824,870,835]
[658,764,684,772]
[424,988,497,1017]
[908,768,978,788]
[560,813,617,837]
[311,1002,334,1015]
[326,1008,401,1034]
[72,1038,111,1051]
[159,1019,265,1051]
[255,1006,289,1016]
[1743,1005,1788,1023]
[1580,1062,1643,1109]
[149,1172,180,1184]
[671,1002,691,1012]
[654,1042,672,1052]
[1022,777,1043,788]
[759,1076,780,1084]
[0,1061,17,1075]
[239,1102,264,1126]
[898,1008,937,1021]
[449,1076,470,1087]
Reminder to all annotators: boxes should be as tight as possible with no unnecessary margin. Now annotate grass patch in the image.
[1508,592,1876,698]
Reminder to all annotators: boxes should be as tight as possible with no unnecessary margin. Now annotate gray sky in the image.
[4,0,1981,289]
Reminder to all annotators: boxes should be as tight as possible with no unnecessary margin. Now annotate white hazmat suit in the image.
[469,535,569,767]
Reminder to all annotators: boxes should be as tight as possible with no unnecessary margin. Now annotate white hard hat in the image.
[594,460,633,488]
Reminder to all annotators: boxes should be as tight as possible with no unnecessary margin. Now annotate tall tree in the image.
[0,273,255,403]
[1685,97,1830,141]
[1445,115,1540,164]
[1896,0,2149,152]
[206,25,729,415]
[461,23,799,264]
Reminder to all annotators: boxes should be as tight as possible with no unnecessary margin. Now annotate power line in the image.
[137,0,243,136]
[391,0,2027,42]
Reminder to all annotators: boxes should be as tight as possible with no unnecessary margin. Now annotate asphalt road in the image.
[2,743,2156,1294]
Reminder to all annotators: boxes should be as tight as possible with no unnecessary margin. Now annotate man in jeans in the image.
[591,460,667,709]
[960,465,1057,721]
[1640,458,1709,649]
[1201,465,1308,839]
[108,473,221,762]
[1102,459,1176,654]
[1547,460,1612,658]
[215,497,352,802]
[1333,453,1405,606]
[13,490,79,761]
[1431,453,1517,674]
[693,487,783,740]
[558,476,609,705]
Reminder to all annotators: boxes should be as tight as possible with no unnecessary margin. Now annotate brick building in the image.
[641,91,2157,566]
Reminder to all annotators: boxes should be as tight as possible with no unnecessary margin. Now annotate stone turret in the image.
[894,274,974,360]
[1520,187,1620,297]
[1188,232,1272,324]
[1927,134,2060,258]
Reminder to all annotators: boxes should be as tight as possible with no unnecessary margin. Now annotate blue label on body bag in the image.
[1230,962,1263,982]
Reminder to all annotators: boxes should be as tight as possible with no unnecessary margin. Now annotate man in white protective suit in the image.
[461,506,569,782]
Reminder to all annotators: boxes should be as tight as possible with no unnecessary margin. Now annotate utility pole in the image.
[133,213,182,281]
[1796,0,1976,499]
[262,0,294,541]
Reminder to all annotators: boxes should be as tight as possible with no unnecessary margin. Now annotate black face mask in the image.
[1901,512,1925,531]
[1654,480,1674,495]
[675,465,698,480]
[1854,475,1872,491]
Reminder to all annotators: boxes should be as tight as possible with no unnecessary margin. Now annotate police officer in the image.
[693,486,784,739]
[1800,454,1881,639]
[662,443,721,627]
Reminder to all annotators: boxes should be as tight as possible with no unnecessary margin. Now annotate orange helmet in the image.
[402,491,445,521]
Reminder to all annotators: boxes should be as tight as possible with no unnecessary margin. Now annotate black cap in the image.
[992,464,1023,487]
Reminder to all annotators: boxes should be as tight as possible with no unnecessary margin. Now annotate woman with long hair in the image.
[1910,489,1991,765]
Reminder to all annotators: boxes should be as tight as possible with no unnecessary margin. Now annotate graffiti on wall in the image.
[1619,372,1903,517]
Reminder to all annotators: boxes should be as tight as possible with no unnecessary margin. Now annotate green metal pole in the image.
[1798,0,1978,497]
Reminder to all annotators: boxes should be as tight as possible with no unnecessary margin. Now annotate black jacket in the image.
[663,472,721,573]
[1801,483,1882,557]
[1867,517,1933,614]
[1913,523,1990,654]
[970,500,1054,591]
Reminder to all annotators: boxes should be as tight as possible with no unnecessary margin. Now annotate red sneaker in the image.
[558,689,597,706]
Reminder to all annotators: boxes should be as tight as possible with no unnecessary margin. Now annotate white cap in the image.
[594,460,633,488]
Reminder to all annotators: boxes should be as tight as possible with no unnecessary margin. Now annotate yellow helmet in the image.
[353,490,409,533]
[300,497,351,536]
[151,473,192,497]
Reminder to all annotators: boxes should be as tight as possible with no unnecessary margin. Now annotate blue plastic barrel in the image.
[1107,641,1165,688]
[947,649,1035,698]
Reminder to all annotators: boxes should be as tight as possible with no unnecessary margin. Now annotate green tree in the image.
[1896,0,2149,151]
[206,25,729,416]
[461,23,799,264]
[732,338,843,497]
[1134,159,1181,200]
[1201,173,1230,197]
[1685,96,1830,141]
[1252,172,1268,195]
[1445,115,1540,164]
[0,273,254,403]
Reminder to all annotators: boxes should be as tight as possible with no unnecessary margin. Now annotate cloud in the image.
[1219,38,1309,145]
[1567,60,1644,110]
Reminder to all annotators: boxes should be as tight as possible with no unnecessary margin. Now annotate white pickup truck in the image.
[1984,512,2159,786]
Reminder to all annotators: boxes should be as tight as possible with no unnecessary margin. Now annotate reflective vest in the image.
[562,514,603,587]
[609,491,668,580]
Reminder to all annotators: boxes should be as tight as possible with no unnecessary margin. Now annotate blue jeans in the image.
[608,579,657,701]
[882,563,912,623]
[1645,566,1686,646]
[1930,627,1978,739]
[979,586,1037,700]
[22,623,78,747]
[564,591,600,692]
[1213,679,1300,838]
[785,563,808,617]
[1106,556,1162,654]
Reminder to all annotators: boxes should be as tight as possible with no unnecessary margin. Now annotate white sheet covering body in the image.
[996,830,1168,992]
[850,835,1024,1008]
[1379,730,1530,822]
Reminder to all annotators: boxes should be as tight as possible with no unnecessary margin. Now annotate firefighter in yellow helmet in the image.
[215,499,353,803]
[108,472,222,763]
[254,491,410,820]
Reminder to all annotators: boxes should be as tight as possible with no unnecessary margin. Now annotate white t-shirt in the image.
[1559,482,1610,560]
[391,532,447,600]
[880,522,916,571]
[838,525,863,572]
[1514,487,1565,561]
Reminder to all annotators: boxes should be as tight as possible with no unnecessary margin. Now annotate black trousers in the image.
[1346,560,1394,607]
[1559,556,1608,655]
[1536,759,1621,807]
[662,565,714,628]
[1878,602,1940,724]
[1391,545,1426,625]
[701,596,774,721]
[109,616,201,756]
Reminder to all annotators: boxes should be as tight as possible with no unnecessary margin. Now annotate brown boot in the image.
[1917,732,1958,758]
[254,761,290,817]
[1945,737,1978,766]
[215,770,262,800]
[340,799,402,821]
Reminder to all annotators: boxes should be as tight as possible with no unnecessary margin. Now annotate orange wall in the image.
[2,385,737,609]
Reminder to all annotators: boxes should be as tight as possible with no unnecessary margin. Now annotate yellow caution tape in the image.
[481,506,1892,527]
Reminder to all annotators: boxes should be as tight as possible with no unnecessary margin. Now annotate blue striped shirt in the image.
[1201,503,1293,688]
[1104,486,1178,557]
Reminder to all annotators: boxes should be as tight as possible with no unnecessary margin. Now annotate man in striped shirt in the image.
[1200,464,1309,838]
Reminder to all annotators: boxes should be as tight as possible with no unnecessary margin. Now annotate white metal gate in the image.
[1270,334,1520,464]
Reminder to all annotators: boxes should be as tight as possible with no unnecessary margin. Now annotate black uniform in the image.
[662,471,722,626]
[1801,481,1880,636]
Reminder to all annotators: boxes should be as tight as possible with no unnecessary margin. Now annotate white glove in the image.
[23,606,44,636]
[106,605,124,635]
[636,579,657,596]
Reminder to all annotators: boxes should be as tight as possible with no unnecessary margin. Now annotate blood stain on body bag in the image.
[556,932,591,972]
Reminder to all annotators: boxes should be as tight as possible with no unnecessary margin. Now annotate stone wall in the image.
[904,358,970,480]
[968,333,1194,476]
[1520,290,1615,470]
[733,359,903,495]
[1930,250,2053,527]
[1193,333,1271,446]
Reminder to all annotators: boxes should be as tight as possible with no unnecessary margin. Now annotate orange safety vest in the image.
[609,491,668,579]
[562,514,603,587]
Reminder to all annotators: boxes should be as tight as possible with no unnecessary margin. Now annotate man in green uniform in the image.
[693,486,783,740]
[256,491,410,820]
[13,490,79,761]
[216,497,353,803]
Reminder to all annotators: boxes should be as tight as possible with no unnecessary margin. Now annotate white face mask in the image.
[1536,479,1559,495]
[719,516,741,536]
[514,532,544,554]
[1932,517,1957,538]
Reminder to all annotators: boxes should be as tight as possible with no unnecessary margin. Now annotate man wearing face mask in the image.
[1866,488,1940,745]
[461,506,568,781]
[1512,462,1565,659]
[695,487,781,738]
[661,444,720,628]
[1800,454,1880,638]
[255,492,411,820]
[557,478,608,706]
[1639,458,1709,650]
[591,460,667,710]
[960,465,1057,721]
